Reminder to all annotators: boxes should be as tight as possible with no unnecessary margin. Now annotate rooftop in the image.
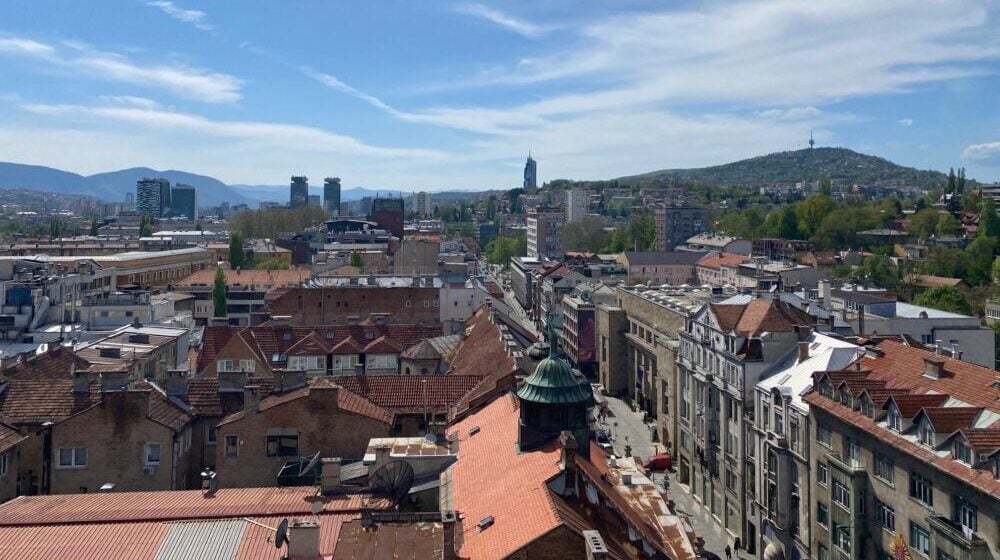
[622,251,708,265]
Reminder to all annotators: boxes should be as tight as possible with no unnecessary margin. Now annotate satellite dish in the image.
[367,460,414,505]
[300,451,321,477]
[274,518,289,549]
[310,499,323,515]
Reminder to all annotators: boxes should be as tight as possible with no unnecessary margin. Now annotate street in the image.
[602,396,752,560]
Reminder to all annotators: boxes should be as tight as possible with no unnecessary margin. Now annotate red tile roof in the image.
[362,335,402,354]
[0,422,26,454]
[334,374,484,414]
[916,407,983,433]
[696,252,749,270]
[711,299,814,336]
[331,336,364,355]
[218,378,393,427]
[448,307,516,377]
[959,429,1000,452]
[885,393,949,417]
[176,267,311,288]
[286,331,331,356]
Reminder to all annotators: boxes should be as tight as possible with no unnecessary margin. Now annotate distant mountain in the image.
[617,147,948,188]
[0,162,251,207]
[230,184,411,203]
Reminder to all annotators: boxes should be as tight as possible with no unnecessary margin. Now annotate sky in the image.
[0,0,998,189]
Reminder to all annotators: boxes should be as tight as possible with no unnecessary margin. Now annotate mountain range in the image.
[0,148,952,207]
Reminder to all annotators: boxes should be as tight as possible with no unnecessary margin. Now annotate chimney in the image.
[558,431,578,497]
[922,358,944,380]
[272,315,291,327]
[797,341,810,363]
[277,369,307,392]
[621,472,632,486]
[320,457,342,493]
[287,519,321,559]
[243,386,259,412]
[71,364,89,394]
[583,530,610,560]
[100,371,128,393]
[164,369,188,397]
[218,371,247,392]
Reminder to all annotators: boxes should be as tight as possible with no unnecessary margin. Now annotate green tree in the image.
[212,267,228,318]
[229,231,246,269]
[796,194,836,239]
[906,208,942,241]
[957,167,966,194]
[563,216,608,253]
[253,258,289,270]
[350,251,364,268]
[819,179,833,197]
[914,286,972,315]
[964,235,997,286]
[854,255,898,290]
[946,167,956,193]
[992,257,1000,284]
[89,218,99,236]
[935,213,959,237]
[979,197,1000,238]
[140,214,153,237]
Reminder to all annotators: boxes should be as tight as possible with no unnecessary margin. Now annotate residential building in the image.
[531,263,585,327]
[985,298,1000,327]
[751,333,862,560]
[560,293,596,374]
[696,253,751,287]
[523,153,537,190]
[169,183,197,221]
[526,208,565,259]
[753,238,813,260]
[289,175,309,207]
[324,177,341,216]
[0,248,214,290]
[176,267,311,326]
[414,191,432,218]
[509,256,542,311]
[806,341,1000,560]
[74,324,190,384]
[656,206,707,250]
[439,278,487,334]
[136,178,170,218]
[617,251,707,285]
[265,278,442,326]
[0,423,25,502]
[566,189,589,222]
[372,197,404,239]
[675,298,815,551]
[684,233,753,256]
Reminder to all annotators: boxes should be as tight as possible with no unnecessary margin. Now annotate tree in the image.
[964,236,997,286]
[563,216,608,253]
[935,213,959,237]
[957,167,966,194]
[350,251,364,269]
[914,286,972,315]
[253,258,289,270]
[229,231,246,269]
[854,255,898,290]
[993,257,1000,284]
[140,214,153,237]
[212,267,228,318]
[906,208,942,241]
[796,194,836,239]
[979,198,1000,238]
[89,218,99,236]
[819,178,833,197]
[946,167,956,193]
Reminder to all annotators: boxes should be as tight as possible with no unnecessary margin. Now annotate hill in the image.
[0,163,251,207]
[617,147,948,188]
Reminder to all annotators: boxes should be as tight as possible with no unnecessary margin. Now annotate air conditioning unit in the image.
[143,465,157,476]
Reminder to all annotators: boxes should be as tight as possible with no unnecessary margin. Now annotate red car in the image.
[643,453,672,472]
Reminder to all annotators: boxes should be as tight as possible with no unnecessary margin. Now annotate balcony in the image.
[928,515,989,555]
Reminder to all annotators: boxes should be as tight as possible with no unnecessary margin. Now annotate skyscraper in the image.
[324,177,341,216]
[290,176,309,207]
[170,184,198,221]
[308,194,321,207]
[372,197,404,238]
[136,178,170,218]
[414,191,432,218]
[523,153,537,190]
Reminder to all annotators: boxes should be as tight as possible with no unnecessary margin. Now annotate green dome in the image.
[517,355,592,404]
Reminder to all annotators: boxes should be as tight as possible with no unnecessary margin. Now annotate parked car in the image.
[594,429,613,452]
[643,453,672,471]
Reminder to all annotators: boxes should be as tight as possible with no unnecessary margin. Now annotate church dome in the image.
[516,327,591,405]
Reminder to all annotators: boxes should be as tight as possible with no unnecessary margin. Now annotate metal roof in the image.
[154,519,246,560]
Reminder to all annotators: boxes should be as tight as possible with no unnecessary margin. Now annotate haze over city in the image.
[1,0,999,188]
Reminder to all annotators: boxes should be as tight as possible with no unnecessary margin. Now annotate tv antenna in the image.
[809,130,815,149]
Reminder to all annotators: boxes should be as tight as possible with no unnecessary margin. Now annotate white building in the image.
[439,278,487,334]
[526,209,565,260]
[566,189,590,223]
[414,191,432,218]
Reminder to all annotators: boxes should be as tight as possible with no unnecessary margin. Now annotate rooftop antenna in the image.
[809,130,815,149]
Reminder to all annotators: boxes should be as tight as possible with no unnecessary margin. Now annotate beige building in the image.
[526,208,565,260]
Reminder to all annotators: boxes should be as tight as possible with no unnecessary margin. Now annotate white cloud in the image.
[146,1,214,31]
[301,68,401,115]
[0,36,241,103]
[756,107,823,120]
[453,3,548,38]
[899,118,914,126]
[962,142,1000,164]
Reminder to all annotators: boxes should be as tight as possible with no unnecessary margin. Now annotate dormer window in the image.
[888,406,901,432]
[918,421,935,447]
[860,397,873,418]
[953,440,972,464]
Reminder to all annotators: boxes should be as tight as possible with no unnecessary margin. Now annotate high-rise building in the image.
[136,178,170,218]
[323,177,341,216]
[372,197,404,239]
[289,175,309,207]
[414,191,432,218]
[526,208,565,259]
[340,202,350,217]
[308,194,321,207]
[523,154,537,190]
[170,184,198,221]
[655,206,707,250]
[566,189,590,222]
[124,192,135,211]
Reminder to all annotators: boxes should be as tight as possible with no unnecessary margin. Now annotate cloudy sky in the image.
[1,0,998,189]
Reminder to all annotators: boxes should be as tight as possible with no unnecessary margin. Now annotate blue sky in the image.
[0,0,998,189]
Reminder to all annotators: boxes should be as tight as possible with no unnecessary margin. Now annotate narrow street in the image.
[602,396,752,560]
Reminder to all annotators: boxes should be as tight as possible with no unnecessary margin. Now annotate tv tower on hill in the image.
[809,130,815,149]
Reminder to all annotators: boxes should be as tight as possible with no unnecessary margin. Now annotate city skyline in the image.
[0,1,998,188]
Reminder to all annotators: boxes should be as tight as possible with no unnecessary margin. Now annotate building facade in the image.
[566,189,589,222]
[526,209,565,259]
[656,206,708,251]
[323,177,341,216]
[523,154,537,190]
[169,183,197,221]
[414,191,432,218]
[136,178,170,218]
[290,175,309,207]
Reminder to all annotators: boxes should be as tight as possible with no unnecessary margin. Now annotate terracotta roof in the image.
[885,393,950,417]
[331,336,364,355]
[362,335,402,354]
[917,407,983,433]
[333,519,445,560]
[334,375,484,414]
[696,252,749,270]
[286,331,331,356]
[710,299,814,336]
[908,274,966,289]
[446,394,563,560]
[448,307,516,377]
[0,349,101,425]
[196,326,237,373]
[958,429,1000,452]
[399,339,441,360]
[218,378,392,426]
[183,378,257,417]
[0,486,364,526]
[0,422,26,454]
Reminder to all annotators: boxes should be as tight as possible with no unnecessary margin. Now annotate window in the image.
[910,522,930,556]
[834,525,851,554]
[955,498,977,534]
[57,447,87,468]
[818,423,832,446]
[225,435,238,458]
[817,462,829,486]
[0,451,8,476]
[206,425,217,445]
[366,354,398,370]
[876,501,895,531]
[833,480,851,509]
[845,438,860,466]
[953,440,972,464]
[910,472,933,506]
[789,418,799,448]
[217,359,234,371]
[144,443,161,465]
[918,421,935,447]
[888,406,902,431]
[861,397,873,418]
[818,545,829,560]
[874,453,894,483]
[775,412,784,435]
[817,502,829,528]
[266,435,298,457]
